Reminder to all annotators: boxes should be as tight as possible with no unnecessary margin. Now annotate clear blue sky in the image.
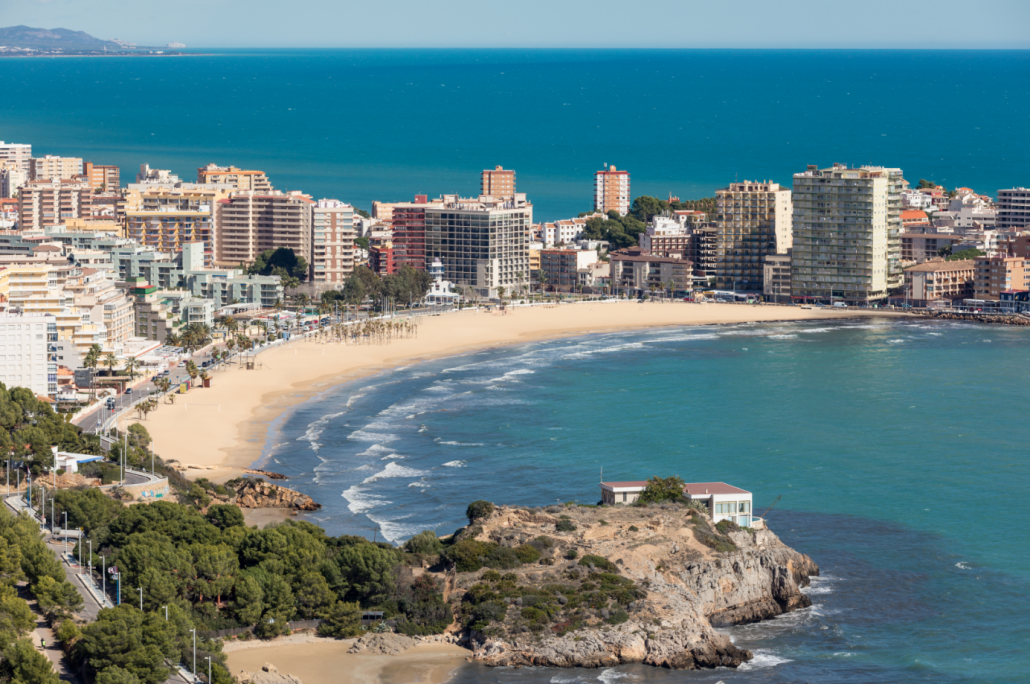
[6,0,1030,48]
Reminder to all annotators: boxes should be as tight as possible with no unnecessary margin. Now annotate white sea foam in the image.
[341,485,390,514]
[369,514,440,543]
[887,338,906,344]
[380,454,405,460]
[408,480,430,489]
[956,561,971,570]
[345,393,366,407]
[436,440,486,446]
[442,460,466,467]
[357,443,395,457]
[737,650,793,670]
[648,332,720,342]
[488,368,536,383]
[348,429,399,443]
[561,341,645,360]
[362,462,428,483]
[768,334,798,339]
[354,465,375,471]
[297,410,346,452]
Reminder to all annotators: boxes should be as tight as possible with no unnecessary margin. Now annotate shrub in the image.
[404,530,444,555]
[501,573,518,582]
[520,606,549,624]
[514,545,541,564]
[599,520,609,526]
[529,536,554,550]
[466,500,495,524]
[606,609,630,625]
[715,519,741,534]
[628,525,639,532]
[482,570,501,582]
[563,548,578,560]
[539,558,554,566]
[578,555,618,573]
[693,528,737,553]
[469,601,507,630]
[637,476,686,504]
[445,539,491,572]
[318,601,363,638]
[555,520,576,533]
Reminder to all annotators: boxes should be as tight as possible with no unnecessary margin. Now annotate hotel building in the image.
[609,247,693,295]
[714,180,792,292]
[594,166,631,215]
[974,255,1027,300]
[424,194,532,298]
[126,209,215,267]
[196,164,273,192]
[311,199,356,284]
[763,252,792,301]
[905,259,976,304]
[214,191,314,273]
[791,164,903,304]
[481,166,516,198]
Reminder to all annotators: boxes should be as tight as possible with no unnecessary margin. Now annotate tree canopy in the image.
[247,248,309,282]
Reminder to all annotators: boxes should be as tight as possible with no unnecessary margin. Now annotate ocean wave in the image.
[442,460,466,467]
[956,561,971,570]
[647,332,720,342]
[562,341,645,360]
[341,485,390,514]
[348,430,399,443]
[596,669,635,683]
[408,480,431,489]
[369,514,439,543]
[435,440,486,446]
[738,650,793,670]
[488,368,536,383]
[768,334,798,339]
[362,462,428,483]
[357,443,395,457]
[345,393,366,407]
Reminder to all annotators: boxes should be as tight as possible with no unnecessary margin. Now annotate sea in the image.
[258,318,1029,684]
[2,49,1029,219]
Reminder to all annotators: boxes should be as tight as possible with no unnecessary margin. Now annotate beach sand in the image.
[138,301,898,480]
[225,638,469,684]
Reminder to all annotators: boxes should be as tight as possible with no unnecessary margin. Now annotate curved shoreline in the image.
[140,302,906,487]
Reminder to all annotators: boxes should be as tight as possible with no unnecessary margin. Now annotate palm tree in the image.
[103,352,118,377]
[166,332,182,348]
[124,357,139,382]
[185,361,199,382]
[84,344,102,401]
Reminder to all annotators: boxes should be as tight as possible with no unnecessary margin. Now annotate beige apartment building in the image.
[594,166,631,215]
[126,210,215,267]
[0,165,27,199]
[481,166,516,198]
[997,188,1030,232]
[17,179,93,231]
[905,259,975,304]
[900,233,964,264]
[29,155,84,181]
[215,191,314,272]
[83,162,121,191]
[197,164,273,192]
[715,180,792,292]
[0,142,32,174]
[311,199,356,284]
[974,255,1027,300]
[791,164,900,304]
[763,252,792,301]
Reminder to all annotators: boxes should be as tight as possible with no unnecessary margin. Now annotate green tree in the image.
[334,544,398,604]
[247,248,309,282]
[190,544,239,604]
[1,638,60,684]
[204,504,244,531]
[293,571,335,619]
[95,666,143,684]
[636,475,686,504]
[629,196,668,223]
[403,531,443,556]
[317,601,362,638]
[0,536,23,587]
[0,587,36,641]
[466,500,494,524]
[73,605,177,684]
[231,575,264,625]
[31,576,84,617]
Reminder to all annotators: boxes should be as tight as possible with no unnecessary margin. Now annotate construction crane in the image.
[758,495,782,521]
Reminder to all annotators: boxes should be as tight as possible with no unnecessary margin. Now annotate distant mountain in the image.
[0,25,125,50]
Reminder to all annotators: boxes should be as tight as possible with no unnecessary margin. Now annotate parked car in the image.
[125,388,132,395]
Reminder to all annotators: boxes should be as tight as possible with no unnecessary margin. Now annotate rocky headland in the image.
[447,502,817,671]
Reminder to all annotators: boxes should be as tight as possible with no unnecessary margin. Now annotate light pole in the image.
[163,605,168,621]
[206,656,211,684]
[138,586,143,611]
[62,512,68,557]
[190,629,196,676]
[88,540,92,578]
[101,555,105,603]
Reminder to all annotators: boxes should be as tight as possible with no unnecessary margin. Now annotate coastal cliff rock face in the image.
[453,505,817,671]
[232,479,320,511]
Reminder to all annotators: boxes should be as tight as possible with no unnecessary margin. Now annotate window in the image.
[738,501,750,514]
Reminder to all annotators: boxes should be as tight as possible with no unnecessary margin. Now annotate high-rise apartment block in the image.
[424,194,532,298]
[83,162,120,191]
[136,164,181,184]
[215,191,313,272]
[126,210,215,267]
[997,188,1030,232]
[0,142,32,173]
[17,179,93,231]
[481,166,516,197]
[197,164,273,192]
[0,313,57,398]
[974,255,1027,299]
[29,155,84,181]
[714,180,792,292]
[311,199,356,284]
[594,166,631,215]
[0,166,27,199]
[791,164,900,304]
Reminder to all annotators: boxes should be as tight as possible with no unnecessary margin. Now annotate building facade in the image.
[0,142,31,174]
[481,166,516,197]
[539,249,598,291]
[763,251,792,301]
[900,233,964,264]
[83,162,121,191]
[215,191,314,271]
[196,164,273,192]
[997,188,1030,232]
[17,179,93,231]
[29,156,83,182]
[974,255,1027,300]
[126,210,215,267]
[424,194,532,299]
[311,199,355,284]
[594,166,631,215]
[905,259,975,303]
[714,180,792,292]
[791,164,898,304]
[0,313,56,398]
[609,248,693,295]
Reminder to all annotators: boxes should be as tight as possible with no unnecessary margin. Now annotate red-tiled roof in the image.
[600,481,649,489]
[683,482,750,496]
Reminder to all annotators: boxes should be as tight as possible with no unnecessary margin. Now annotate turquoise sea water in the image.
[259,318,1029,683]
[2,49,1029,219]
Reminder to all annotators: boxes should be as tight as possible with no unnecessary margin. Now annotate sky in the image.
[3,0,1030,49]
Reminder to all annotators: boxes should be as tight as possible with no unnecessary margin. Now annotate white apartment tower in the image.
[791,164,899,304]
[594,166,631,215]
[0,142,32,174]
[29,155,84,181]
[0,313,57,398]
[714,180,792,292]
[997,188,1030,231]
[311,199,356,284]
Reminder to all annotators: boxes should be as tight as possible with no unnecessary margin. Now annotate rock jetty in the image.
[230,478,320,511]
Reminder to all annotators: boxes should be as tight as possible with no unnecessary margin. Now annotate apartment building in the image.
[0,165,27,199]
[537,213,605,248]
[997,188,1030,231]
[905,259,975,304]
[197,164,273,192]
[0,142,32,174]
[311,199,356,284]
[17,179,93,231]
[136,164,181,184]
[126,209,215,267]
[763,252,792,301]
[83,162,121,191]
[900,233,964,264]
[714,180,792,292]
[640,217,690,258]
[791,164,902,304]
[0,313,57,397]
[594,166,631,215]
[215,191,314,271]
[539,249,598,291]
[974,255,1027,300]
[65,267,135,348]
[424,194,532,298]
[609,248,693,294]
[481,166,516,197]
[29,155,83,181]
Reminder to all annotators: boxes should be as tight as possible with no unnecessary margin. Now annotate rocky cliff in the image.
[449,503,817,671]
[230,478,320,511]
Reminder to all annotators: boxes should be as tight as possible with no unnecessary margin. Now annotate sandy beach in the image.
[137,301,898,482]
[225,637,470,684]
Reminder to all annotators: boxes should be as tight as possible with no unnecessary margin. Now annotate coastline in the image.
[138,302,906,485]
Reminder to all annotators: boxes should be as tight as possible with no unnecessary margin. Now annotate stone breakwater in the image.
[918,310,1030,326]
[453,505,818,671]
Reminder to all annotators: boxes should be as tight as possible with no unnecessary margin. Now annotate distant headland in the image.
[0,25,194,57]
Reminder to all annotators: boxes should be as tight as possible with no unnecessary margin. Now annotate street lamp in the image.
[163,605,168,621]
[138,586,143,611]
[61,512,68,557]
[206,656,211,684]
[190,628,196,675]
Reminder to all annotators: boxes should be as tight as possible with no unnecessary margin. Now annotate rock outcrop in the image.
[347,632,418,655]
[232,478,320,511]
[238,663,302,684]
[451,504,817,671]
